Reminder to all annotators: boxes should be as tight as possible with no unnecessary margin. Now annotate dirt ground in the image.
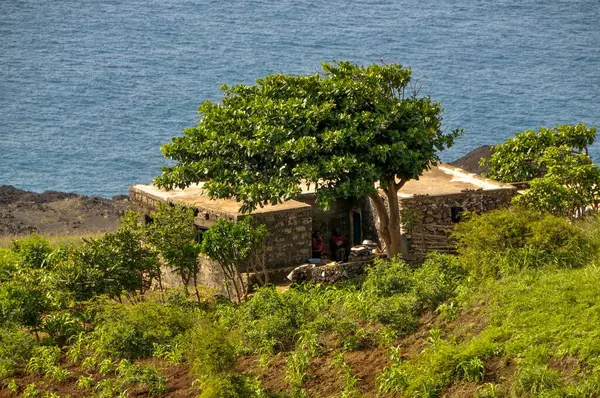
[0,185,132,236]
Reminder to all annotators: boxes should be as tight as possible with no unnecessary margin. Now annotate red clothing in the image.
[331,234,345,248]
[312,237,326,254]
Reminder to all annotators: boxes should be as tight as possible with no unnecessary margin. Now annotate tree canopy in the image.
[483,124,599,218]
[156,61,461,257]
[483,123,596,183]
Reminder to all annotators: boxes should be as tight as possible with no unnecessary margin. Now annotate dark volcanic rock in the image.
[449,145,493,175]
[0,185,132,236]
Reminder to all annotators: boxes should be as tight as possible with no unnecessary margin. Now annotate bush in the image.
[11,234,52,269]
[362,257,413,297]
[221,286,323,353]
[0,326,35,378]
[0,249,20,282]
[88,301,195,360]
[453,208,595,277]
[185,319,237,377]
[184,319,264,397]
[413,253,467,310]
[0,275,49,331]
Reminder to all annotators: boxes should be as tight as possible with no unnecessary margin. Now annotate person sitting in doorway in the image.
[330,227,346,262]
[312,230,327,259]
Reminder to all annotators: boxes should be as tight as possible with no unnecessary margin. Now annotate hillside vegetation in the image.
[1,208,600,397]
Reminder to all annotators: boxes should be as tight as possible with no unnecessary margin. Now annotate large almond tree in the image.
[156,62,461,258]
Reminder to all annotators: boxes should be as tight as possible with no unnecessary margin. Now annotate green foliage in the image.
[88,301,195,360]
[11,234,53,269]
[146,202,201,293]
[413,253,467,311]
[185,318,237,377]
[514,363,561,395]
[285,348,309,392]
[332,352,361,398]
[484,123,596,183]
[453,208,595,277]
[513,145,600,218]
[157,61,460,210]
[76,375,94,389]
[184,319,265,398]
[455,357,485,382]
[0,326,35,378]
[22,383,40,398]
[362,257,414,297]
[156,61,460,258]
[42,310,83,346]
[0,248,20,281]
[73,212,159,300]
[200,216,269,301]
[484,123,600,218]
[0,272,50,331]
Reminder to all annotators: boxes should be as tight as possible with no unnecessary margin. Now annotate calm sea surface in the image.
[1,0,599,197]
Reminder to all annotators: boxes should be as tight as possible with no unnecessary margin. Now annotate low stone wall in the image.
[289,259,374,284]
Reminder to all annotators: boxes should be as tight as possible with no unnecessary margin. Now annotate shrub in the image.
[413,253,467,310]
[514,364,561,395]
[372,294,420,335]
[0,326,35,378]
[42,310,83,347]
[185,320,237,377]
[88,301,195,360]
[11,234,52,269]
[184,319,264,398]
[0,276,49,332]
[221,286,322,353]
[362,257,413,297]
[453,208,595,277]
[0,249,20,281]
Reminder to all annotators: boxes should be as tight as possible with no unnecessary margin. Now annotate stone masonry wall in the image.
[399,188,517,260]
[248,206,312,268]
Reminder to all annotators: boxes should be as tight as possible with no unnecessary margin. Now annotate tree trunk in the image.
[369,180,410,260]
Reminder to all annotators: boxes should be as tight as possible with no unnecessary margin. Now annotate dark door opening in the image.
[352,211,362,245]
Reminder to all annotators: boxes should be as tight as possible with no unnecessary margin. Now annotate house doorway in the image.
[352,211,362,245]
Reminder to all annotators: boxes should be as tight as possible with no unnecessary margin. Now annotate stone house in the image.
[130,164,516,286]
[396,164,517,260]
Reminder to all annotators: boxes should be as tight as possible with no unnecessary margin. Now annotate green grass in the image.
[0,233,105,249]
[388,264,600,397]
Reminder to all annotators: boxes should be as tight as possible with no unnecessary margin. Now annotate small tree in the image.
[155,61,461,259]
[200,217,268,302]
[483,124,599,218]
[146,202,202,300]
[483,123,596,183]
[513,146,600,218]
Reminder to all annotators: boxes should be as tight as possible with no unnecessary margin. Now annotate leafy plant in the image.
[456,357,485,382]
[146,202,202,300]
[200,217,268,302]
[11,234,53,269]
[76,375,94,389]
[88,300,195,360]
[22,383,40,398]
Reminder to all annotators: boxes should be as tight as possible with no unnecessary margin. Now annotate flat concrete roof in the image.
[397,164,515,198]
[298,164,515,199]
[130,183,311,215]
[131,164,514,212]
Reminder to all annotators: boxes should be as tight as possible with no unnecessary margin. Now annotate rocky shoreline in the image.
[0,185,132,236]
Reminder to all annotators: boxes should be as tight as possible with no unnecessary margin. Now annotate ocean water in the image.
[1,0,599,197]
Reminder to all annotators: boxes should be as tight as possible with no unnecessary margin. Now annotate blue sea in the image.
[1,0,599,197]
